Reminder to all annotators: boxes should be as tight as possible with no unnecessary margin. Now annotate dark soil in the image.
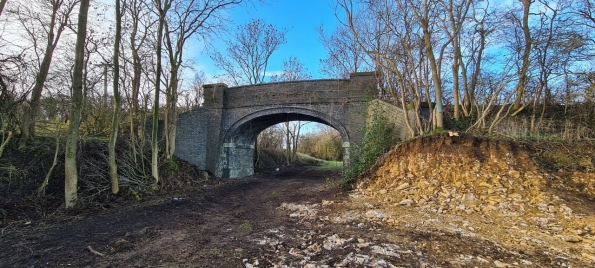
[0,167,346,267]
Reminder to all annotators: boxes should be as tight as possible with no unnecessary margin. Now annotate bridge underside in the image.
[221,109,351,178]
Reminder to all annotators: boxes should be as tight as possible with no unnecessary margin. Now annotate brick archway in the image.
[220,107,351,178]
[175,72,377,178]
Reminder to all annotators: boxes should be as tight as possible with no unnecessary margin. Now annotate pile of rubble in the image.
[359,135,568,220]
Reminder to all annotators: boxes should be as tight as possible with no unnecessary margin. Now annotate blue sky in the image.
[193,0,340,83]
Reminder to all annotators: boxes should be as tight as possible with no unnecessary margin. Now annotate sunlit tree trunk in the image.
[417,0,444,129]
[126,0,150,164]
[151,0,170,183]
[285,121,291,165]
[108,0,123,194]
[442,0,472,120]
[164,61,178,159]
[466,7,487,116]
[64,0,90,209]
[513,0,532,112]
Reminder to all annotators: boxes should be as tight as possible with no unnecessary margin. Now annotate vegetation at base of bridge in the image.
[0,137,205,216]
[343,111,400,184]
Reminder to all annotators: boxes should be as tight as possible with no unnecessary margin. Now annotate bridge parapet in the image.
[202,72,377,109]
[202,83,227,108]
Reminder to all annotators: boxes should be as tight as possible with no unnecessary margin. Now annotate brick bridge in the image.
[175,72,394,178]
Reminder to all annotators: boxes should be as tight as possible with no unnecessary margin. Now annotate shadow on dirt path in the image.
[0,167,344,267]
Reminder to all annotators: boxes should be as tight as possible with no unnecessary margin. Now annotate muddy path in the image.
[0,168,345,267]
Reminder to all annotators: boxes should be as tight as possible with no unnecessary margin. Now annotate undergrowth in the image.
[343,111,400,184]
[0,136,207,224]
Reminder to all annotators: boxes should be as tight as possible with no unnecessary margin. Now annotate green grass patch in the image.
[237,220,253,235]
[296,153,343,170]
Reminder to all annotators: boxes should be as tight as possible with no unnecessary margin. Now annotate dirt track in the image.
[0,168,346,267]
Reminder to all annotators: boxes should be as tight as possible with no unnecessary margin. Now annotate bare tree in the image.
[511,0,533,113]
[150,0,170,183]
[178,70,206,112]
[408,0,446,128]
[317,23,370,79]
[14,0,79,148]
[162,0,242,159]
[64,0,90,209]
[210,18,288,85]
[108,0,124,194]
[437,0,472,120]
[577,0,595,49]
[336,0,430,135]
[121,0,155,164]
[270,56,312,82]
[462,1,492,117]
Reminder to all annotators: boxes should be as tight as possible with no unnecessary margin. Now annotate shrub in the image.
[343,112,399,183]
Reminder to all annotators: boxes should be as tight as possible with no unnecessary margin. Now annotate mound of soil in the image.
[524,139,595,205]
[359,134,550,217]
[341,134,595,264]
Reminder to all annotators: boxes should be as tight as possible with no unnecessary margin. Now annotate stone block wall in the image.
[175,110,208,169]
[367,99,417,141]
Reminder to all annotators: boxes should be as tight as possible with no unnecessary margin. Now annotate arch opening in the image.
[220,108,350,178]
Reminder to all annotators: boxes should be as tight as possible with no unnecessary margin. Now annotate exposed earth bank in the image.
[1,134,594,267]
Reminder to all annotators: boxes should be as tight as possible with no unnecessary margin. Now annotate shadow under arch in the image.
[220,107,350,178]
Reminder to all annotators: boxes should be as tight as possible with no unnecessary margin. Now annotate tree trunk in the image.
[467,20,486,116]
[452,62,461,120]
[513,0,532,112]
[129,13,143,164]
[285,121,291,165]
[292,122,301,161]
[108,0,122,194]
[64,0,90,209]
[418,0,443,129]
[18,0,72,148]
[152,0,169,183]
[423,30,443,129]
[19,36,58,148]
[164,64,178,159]
[0,0,8,17]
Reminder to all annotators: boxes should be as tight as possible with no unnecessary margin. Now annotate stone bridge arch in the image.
[221,107,351,178]
[174,72,387,178]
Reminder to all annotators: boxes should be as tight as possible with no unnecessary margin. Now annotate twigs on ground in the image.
[87,245,105,257]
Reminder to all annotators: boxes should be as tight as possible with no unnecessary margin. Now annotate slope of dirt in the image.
[302,134,595,266]
[1,134,594,267]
